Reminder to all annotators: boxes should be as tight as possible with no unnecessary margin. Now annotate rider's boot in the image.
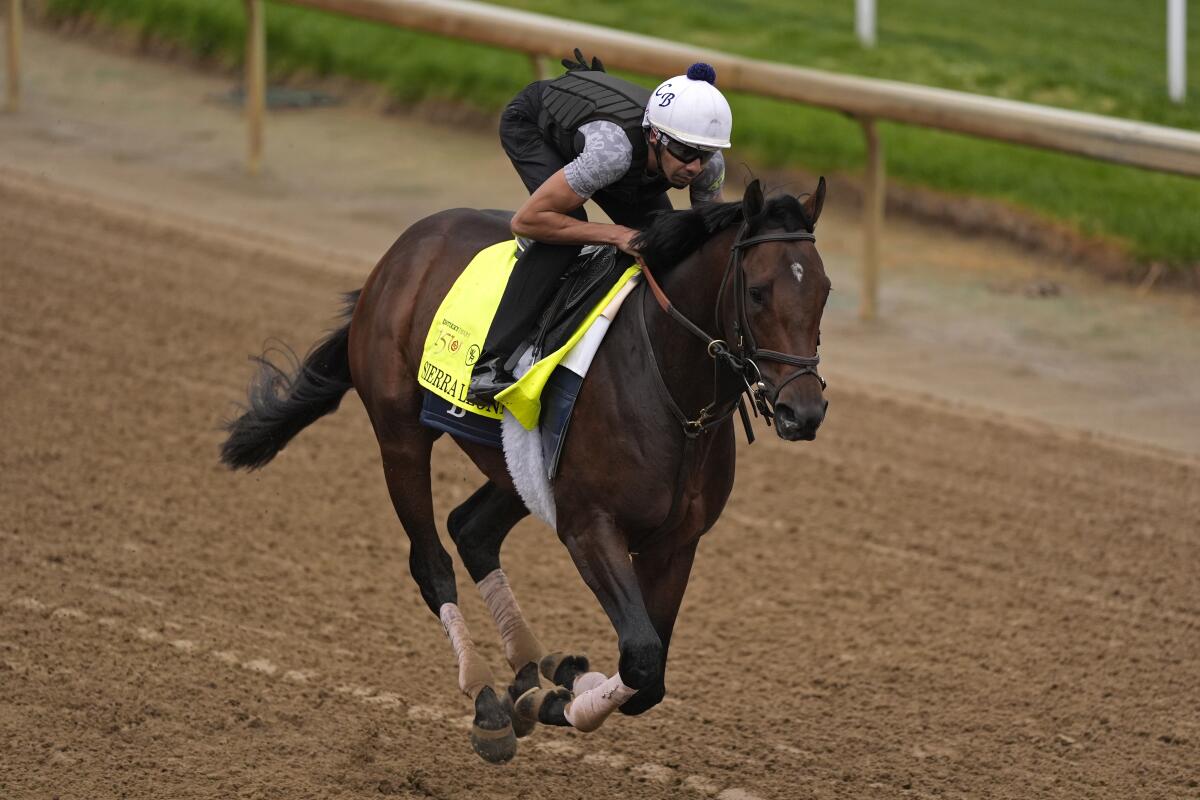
[466,240,579,404]
[465,354,515,405]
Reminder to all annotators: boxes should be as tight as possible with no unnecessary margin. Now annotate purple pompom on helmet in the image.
[686,62,718,85]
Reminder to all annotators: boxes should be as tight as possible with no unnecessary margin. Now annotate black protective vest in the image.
[538,70,670,205]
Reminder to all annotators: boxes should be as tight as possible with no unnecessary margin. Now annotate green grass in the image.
[44,0,1200,269]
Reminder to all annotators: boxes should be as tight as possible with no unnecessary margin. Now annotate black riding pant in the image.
[484,86,671,364]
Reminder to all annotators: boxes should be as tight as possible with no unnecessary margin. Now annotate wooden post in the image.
[529,53,553,80]
[5,0,21,112]
[245,0,266,174]
[859,117,885,320]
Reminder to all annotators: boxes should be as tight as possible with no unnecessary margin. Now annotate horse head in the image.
[730,179,830,441]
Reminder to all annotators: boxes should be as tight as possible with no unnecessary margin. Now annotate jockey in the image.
[467,51,733,403]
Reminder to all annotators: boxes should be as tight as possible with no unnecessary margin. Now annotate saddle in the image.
[505,241,634,371]
[417,238,641,481]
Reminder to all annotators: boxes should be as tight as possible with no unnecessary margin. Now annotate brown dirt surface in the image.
[3,28,1200,800]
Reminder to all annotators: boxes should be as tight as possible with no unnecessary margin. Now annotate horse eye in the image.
[747,286,766,306]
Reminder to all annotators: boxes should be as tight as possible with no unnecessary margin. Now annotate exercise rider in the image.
[466,53,734,403]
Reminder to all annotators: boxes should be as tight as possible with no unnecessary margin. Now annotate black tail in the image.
[220,291,360,471]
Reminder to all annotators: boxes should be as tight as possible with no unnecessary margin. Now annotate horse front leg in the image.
[621,539,699,715]
[534,540,698,721]
[517,513,663,733]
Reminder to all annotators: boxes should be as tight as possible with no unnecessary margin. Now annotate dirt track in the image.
[3,162,1199,799]
[4,25,1200,800]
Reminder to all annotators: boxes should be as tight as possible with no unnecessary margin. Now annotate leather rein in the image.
[636,222,827,445]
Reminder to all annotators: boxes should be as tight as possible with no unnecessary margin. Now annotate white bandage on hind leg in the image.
[476,569,544,671]
[563,672,637,733]
[572,671,609,695]
[439,602,493,699]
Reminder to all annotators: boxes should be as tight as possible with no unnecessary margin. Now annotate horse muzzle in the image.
[773,399,828,441]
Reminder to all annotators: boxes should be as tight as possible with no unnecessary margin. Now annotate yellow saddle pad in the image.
[417,239,640,430]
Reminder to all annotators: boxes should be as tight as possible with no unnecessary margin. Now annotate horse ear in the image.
[802,176,826,229]
[742,180,765,219]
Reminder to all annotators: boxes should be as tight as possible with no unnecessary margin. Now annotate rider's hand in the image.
[612,226,641,260]
[561,48,605,73]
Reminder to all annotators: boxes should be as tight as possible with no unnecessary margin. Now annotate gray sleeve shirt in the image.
[689,153,726,205]
[564,120,725,206]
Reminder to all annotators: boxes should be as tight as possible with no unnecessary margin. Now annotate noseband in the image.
[638,222,826,440]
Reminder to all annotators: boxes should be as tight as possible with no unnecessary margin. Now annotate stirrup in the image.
[466,357,514,404]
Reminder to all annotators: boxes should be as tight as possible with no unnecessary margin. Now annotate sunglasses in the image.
[659,133,717,166]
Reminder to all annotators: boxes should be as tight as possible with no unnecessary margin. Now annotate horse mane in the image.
[632,193,813,272]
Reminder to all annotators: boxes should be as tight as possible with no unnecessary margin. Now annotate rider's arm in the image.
[510,171,637,256]
[689,151,726,206]
[511,121,641,257]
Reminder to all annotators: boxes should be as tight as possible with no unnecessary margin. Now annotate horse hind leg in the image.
[377,433,515,763]
[440,604,518,762]
[448,482,546,737]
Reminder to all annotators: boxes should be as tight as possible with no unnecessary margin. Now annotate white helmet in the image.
[644,63,732,150]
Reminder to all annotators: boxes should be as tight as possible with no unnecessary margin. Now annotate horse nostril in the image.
[775,404,798,428]
[775,400,824,440]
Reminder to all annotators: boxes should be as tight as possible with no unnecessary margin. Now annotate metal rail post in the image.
[856,0,876,48]
[1168,0,1187,102]
[245,0,266,174]
[859,117,885,320]
[5,0,21,112]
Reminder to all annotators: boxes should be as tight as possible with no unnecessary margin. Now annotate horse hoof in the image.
[471,686,517,764]
[514,686,572,727]
[503,662,541,738]
[470,723,517,764]
[538,652,590,689]
[502,686,537,739]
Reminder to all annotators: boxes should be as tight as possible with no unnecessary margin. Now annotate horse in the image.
[219,178,830,763]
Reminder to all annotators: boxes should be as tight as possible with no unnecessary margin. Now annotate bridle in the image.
[638,220,826,442]
[722,227,827,405]
[632,218,828,551]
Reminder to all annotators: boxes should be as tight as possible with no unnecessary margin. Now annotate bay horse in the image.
[220,178,830,763]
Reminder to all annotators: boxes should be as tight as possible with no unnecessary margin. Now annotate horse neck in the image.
[643,226,740,412]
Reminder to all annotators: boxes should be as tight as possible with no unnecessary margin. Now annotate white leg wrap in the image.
[476,569,544,670]
[572,671,609,695]
[439,603,492,699]
[563,672,637,733]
